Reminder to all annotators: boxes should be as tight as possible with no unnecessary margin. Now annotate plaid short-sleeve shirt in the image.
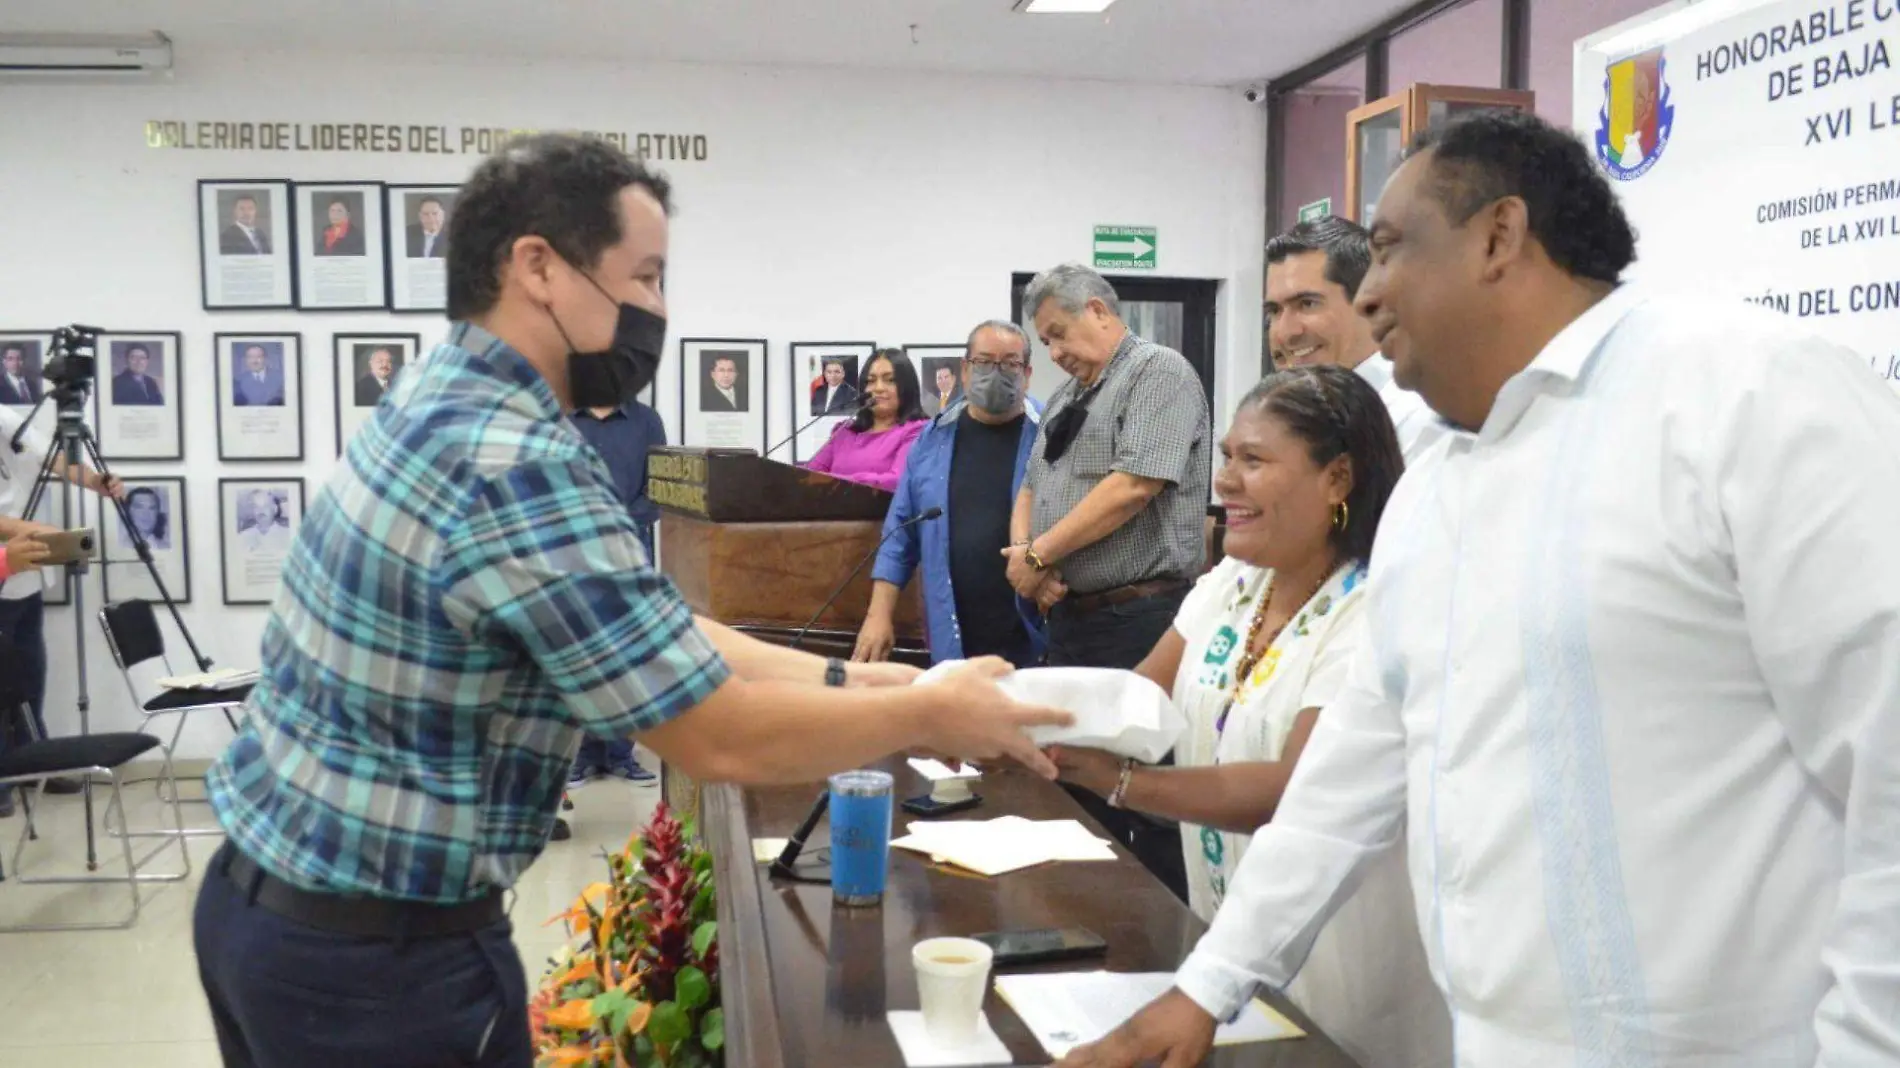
[1026,332,1211,594]
[207,322,729,904]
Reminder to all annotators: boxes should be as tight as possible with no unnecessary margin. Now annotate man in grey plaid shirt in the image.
[1006,262,1211,898]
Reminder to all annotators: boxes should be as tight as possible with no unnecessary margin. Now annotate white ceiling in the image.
[1,0,1416,87]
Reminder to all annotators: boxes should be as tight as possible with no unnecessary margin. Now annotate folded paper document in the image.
[916,663,1184,762]
[891,815,1116,876]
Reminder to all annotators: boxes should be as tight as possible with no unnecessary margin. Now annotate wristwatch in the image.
[824,657,848,688]
[1024,545,1050,572]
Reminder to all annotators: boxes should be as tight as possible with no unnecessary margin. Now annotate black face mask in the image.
[549,270,667,409]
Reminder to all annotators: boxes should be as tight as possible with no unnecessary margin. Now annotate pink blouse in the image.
[806,419,927,492]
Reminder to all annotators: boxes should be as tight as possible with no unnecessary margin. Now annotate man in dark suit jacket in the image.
[219,195,271,255]
[1,346,39,405]
[316,200,366,257]
[701,355,747,412]
[232,346,285,407]
[112,346,164,406]
[355,348,398,406]
[406,197,447,258]
[811,360,859,415]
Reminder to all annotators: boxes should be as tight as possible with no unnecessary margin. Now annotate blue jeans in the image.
[194,849,531,1067]
[574,734,635,771]
[0,594,49,753]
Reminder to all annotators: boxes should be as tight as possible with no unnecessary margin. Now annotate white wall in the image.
[0,46,1266,759]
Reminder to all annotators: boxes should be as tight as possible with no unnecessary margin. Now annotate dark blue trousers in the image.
[193,850,533,1067]
[0,594,49,751]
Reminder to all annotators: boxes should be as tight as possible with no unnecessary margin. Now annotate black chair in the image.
[98,600,251,839]
[0,671,189,933]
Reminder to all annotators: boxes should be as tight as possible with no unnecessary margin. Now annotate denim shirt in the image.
[872,398,1045,666]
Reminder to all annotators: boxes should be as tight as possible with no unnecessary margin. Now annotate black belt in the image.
[216,842,505,939]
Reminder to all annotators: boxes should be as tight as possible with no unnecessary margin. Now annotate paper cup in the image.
[911,937,994,1045]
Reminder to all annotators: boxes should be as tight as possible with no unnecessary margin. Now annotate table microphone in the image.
[763,392,876,460]
[787,506,941,652]
[771,790,832,882]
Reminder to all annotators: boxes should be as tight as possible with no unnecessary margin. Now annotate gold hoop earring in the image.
[1333,501,1350,532]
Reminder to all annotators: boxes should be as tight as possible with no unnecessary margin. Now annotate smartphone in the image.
[971,926,1108,968]
[901,793,982,818]
[33,528,94,566]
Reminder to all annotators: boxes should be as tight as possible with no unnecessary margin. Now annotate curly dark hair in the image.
[447,134,672,319]
[1236,364,1402,567]
[847,348,927,433]
[1407,109,1635,285]
[1266,215,1372,299]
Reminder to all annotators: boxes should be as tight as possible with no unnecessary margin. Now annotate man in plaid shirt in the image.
[194,134,1068,1068]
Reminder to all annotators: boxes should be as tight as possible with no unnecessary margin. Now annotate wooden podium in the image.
[648,447,926,659]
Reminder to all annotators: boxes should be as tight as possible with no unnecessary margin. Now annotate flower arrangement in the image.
[530,803,724,1068]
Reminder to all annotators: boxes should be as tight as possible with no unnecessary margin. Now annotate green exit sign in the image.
[1297,198,1333,223]
[1093,225,1156,269]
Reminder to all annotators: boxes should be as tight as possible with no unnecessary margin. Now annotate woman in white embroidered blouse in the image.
[1050,366,1449,1068]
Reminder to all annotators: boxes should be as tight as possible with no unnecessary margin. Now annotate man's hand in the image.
[1046,744,1123,797]
[96,474,127,501]
[847,661,921,688]
[918,657,1073,778]
[4,534,49,574]
[852,611,897,663]
[1054,989,1218,1068]
[1034,570,1069,615]
[1001,542,1045,598]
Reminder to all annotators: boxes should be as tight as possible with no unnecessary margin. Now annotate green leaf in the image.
[701,1008,725,1052]
[675,965,711,1011]
[591,988,636,1035]
[691,921,718,959]
[649,999,692,1047]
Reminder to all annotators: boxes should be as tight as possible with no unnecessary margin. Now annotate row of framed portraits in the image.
[33,476,305,608]
[0,329,422,461]
[197,179,456,313]
[677,339,967,463]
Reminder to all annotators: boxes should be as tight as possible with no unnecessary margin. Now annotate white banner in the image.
[1576,0,1900,387]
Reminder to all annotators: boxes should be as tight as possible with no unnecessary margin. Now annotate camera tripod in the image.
[7,325,215,872]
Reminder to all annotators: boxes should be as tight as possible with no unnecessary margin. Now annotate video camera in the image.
[42,323,102,392]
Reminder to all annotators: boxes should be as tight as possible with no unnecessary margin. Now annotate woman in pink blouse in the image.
[807,348,928,492]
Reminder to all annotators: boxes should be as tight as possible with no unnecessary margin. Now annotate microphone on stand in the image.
[788,506,940,651]
[762,393,874,460]
[771,505,942,884]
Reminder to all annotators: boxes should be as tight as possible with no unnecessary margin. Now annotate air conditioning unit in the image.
[0,32,172,79]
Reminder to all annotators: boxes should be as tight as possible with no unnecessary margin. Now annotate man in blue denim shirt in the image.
[568,399,667,785]
[853,321,1047,667]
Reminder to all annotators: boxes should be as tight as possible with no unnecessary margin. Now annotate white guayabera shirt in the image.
[1174,285,1900,1066]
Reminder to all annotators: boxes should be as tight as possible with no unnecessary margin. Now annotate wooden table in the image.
[702,759,1361,1068]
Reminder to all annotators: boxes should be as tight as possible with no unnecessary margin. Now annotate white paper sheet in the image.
[916,663,1184,762]
[993,971,1304,1058]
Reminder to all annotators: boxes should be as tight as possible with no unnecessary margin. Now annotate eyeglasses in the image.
[967,357,1026,371]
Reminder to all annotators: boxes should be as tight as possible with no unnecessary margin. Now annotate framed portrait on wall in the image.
[92,331,184,460]
[0,331,53,413]
[680,338,766,452]
[333,333,419,455]
[294,181,388,311]
[214,333,304,461]
[101,476,192,605]
[789,341,874,463]
[218,477,306,606]
[198,179,295,310]
[385,184,457,312]
[905,344,967,418]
